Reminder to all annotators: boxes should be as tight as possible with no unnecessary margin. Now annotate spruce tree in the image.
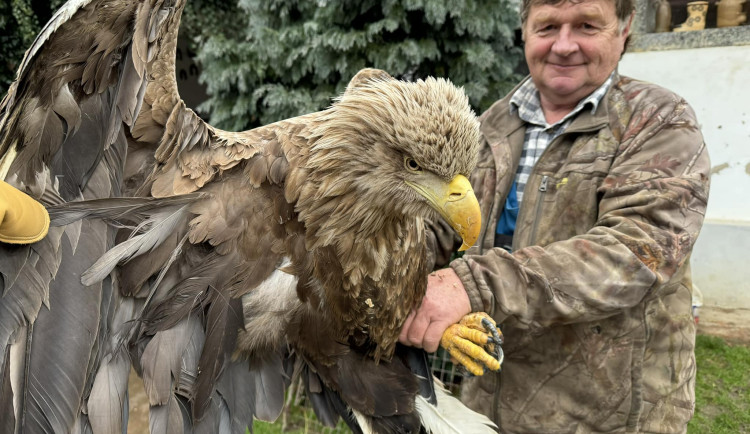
[2,1,523,130]
[186,0,523,130]
[1,0,67,90]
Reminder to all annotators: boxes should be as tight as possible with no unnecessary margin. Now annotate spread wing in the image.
[0,1,497,433]
[0,0,280,432]
[0,1,160,432]
[0,0,327,432]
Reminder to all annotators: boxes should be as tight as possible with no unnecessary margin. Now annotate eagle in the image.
[0,0,502,433]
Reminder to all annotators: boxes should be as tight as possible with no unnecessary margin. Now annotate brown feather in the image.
[2,0,484,430]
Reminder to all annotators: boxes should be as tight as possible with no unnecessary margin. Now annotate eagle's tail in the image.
[345,373,498,434]
[310,345,498,434]
[415,378,498,434]
[404,346,498,434]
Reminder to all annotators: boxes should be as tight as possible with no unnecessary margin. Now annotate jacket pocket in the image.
[522,172,605,247]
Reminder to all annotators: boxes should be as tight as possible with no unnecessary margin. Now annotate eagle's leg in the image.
[439,312,503,376]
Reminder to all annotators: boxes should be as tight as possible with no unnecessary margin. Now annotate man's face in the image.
[523,0,630,108]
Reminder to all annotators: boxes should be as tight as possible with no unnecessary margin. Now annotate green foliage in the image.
[688,334,750,433]
[187,0,523,130]
[1,0,67,91]
[252,404,349,433]
[2,0,523,130]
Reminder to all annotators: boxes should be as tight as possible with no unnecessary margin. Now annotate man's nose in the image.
[551,27,578,56]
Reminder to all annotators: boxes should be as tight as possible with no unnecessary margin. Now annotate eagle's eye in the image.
[404,157,422,172]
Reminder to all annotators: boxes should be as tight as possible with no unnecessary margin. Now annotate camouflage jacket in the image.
[449,74,710,433]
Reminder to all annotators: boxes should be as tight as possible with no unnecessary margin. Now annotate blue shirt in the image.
[496,73,615,248]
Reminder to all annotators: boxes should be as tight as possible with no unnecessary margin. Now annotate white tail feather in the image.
[351,409,375,434]
[416,378,498,434]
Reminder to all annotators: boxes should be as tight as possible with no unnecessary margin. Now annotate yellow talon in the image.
[446,345,485,376]
[460,312,496,330]
[440,312,503,376]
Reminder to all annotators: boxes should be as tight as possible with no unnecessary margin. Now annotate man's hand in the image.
[399,267,471,352]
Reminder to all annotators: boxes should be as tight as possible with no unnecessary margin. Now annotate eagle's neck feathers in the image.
[284,124,429,359]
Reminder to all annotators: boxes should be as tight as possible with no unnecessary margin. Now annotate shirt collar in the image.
[510,72,615,129]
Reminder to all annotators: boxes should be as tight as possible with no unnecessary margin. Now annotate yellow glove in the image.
[0,180,49,244]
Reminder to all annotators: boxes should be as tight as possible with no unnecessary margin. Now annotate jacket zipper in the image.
[493,176,550,424]
[527,175,556,302]
[526,175,548,246]
[490,124,609,422]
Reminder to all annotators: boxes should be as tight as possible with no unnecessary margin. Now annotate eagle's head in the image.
[304,69,482,253]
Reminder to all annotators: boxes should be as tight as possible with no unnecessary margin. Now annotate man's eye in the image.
[537,24,555,33]
[405,157,422,171]
[582,23,598,30]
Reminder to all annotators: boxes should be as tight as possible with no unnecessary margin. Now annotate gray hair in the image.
[520,0,635,33]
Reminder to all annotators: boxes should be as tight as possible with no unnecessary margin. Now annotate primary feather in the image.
[0,0,495,433]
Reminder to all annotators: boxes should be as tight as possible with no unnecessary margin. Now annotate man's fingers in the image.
[400,309,452,352]
[405,311,430,348]
[399,267,471,351]
[423,321,449,353]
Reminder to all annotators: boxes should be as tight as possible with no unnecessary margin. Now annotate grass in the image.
[688,334,750,433]
[249,334,750,433]
[252,403,349,434]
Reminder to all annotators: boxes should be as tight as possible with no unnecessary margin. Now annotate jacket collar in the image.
[479,72,620,141]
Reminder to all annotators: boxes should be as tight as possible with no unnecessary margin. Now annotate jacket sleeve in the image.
[452,87,710,329]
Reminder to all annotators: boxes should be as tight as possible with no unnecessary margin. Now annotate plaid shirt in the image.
[509,73,615,203]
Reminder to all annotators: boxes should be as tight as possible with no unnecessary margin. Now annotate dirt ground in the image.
[697,305,750,344]
[127,369,150,434]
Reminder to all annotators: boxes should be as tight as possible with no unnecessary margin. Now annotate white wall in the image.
[620,45,750,309]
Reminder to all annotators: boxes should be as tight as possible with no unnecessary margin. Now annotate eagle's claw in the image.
[440,312,503,376]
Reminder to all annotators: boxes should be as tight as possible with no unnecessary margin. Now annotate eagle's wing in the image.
[0,1,500,433]
[0,0,271,432]
[0,1,165,432]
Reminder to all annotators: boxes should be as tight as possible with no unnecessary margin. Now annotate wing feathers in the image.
[0,232,61,376]
[248,356,286,422]
[19,219,108,433]
[140,253,223,334]
[88,292,143,434]
[192,294,243,421]
[47,194,204,226]
[149,395,186,434]
[0,0,277,433]
[81,204,192,286]
[87,351,130,434]
[142,318,202,406]
[12,0,98,85]
[52,83,82,137]
[132,1,151,68]
[2,2,492,433]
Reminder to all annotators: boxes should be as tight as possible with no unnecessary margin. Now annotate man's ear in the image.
[620,12,635,55]
[622,11,635,38]
[344,68,394,95]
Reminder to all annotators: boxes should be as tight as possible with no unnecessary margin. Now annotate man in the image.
[399,0,710,431]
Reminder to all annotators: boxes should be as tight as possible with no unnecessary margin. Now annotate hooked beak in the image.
[407,174,481,251]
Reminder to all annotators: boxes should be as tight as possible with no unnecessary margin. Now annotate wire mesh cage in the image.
[427,347,465,394]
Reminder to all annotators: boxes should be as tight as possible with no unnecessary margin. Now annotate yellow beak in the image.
[408,174,481,251]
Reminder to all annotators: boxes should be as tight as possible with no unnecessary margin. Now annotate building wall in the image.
[619,45,750,338]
